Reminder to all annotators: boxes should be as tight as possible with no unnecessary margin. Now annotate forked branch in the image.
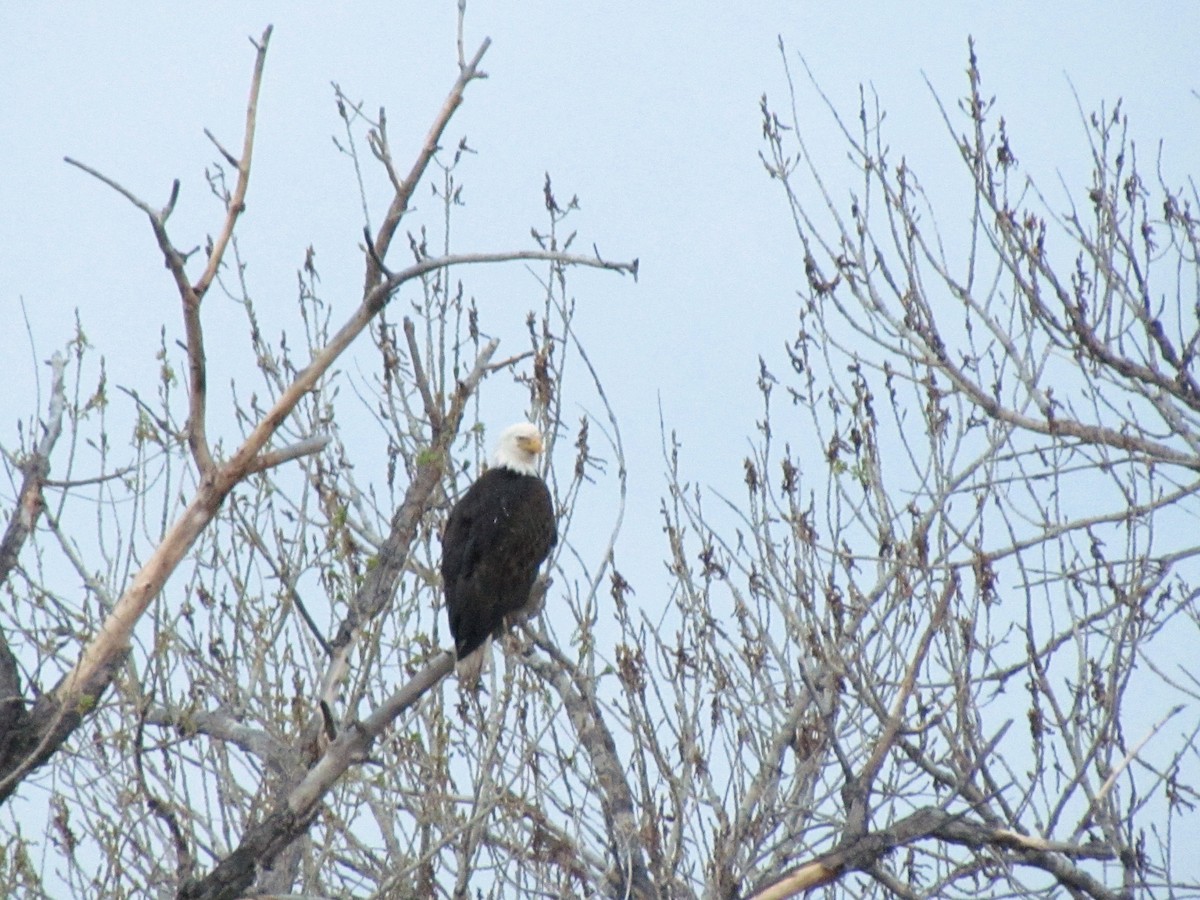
[746,806,1120,900]
[64,25,273,476]
[364,37,492,291]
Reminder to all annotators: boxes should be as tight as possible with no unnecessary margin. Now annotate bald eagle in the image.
[441,422,557,687]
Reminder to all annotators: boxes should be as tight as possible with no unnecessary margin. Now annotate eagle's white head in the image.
[492,422,545,477]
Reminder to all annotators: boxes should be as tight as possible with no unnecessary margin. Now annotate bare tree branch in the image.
[0,353,67,589]
[523,642,657,900]
[364,37,491,292]
[178,652,454,900]
[747,807,1123,900]
[65,27,272,477]
[0,353,67,760]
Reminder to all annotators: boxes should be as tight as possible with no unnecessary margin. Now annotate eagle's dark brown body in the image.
[441,464,556,683]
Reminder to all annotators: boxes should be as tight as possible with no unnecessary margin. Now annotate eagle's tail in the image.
[455,639,492,691]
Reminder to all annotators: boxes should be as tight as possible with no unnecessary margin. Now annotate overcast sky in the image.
[4,4,1196,435]
[4,0,1198,628]
[2,2,1199,889]
[5,4,1197,463]
[3,0,1198,652]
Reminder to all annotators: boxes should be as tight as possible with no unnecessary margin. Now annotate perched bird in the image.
[441,422,557,687]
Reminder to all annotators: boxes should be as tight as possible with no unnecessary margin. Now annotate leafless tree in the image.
[0,19,637,900]
[1,17,1197,900]
[657,39,1200,898]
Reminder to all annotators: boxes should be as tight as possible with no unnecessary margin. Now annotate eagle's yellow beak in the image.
[517,433,544,455]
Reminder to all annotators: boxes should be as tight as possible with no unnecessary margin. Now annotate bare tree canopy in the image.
[1,15,1197,900]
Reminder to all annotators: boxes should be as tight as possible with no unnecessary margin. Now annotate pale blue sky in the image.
[2,1,1199,890]
[3,0,1198,713]
[4,3,1197,444]
[3,4,1196,477]
[3,3,1198,662]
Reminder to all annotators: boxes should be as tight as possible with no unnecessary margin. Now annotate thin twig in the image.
[364,37,492,292]
[1071,703,1185,842]
[362,225,394,279]
[847,572,958,834]
[192,25,272,301]
[403,317,441,431]
[62,157,158,217]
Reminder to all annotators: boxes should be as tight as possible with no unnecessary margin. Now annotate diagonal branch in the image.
[364,37,491,292]
[746,807,1122,900]
[746,807,947,900]
[844,571,957,835]
[403,316,441,430]
[522,641,658,900]
[312,337,498,733]
[191,27,271,303]
[0,353,67,589]
[243,435,331,475]
[143,706,299,777]
[179,25,272,474]
[65,26,272,480]
[64,27,272,478]
[0,354,67,756]
[178,651,455,900]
